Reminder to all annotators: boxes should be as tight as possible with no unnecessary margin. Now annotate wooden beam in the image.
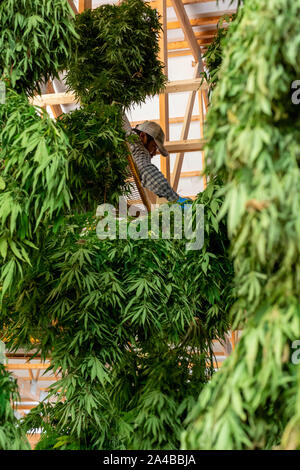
[168,47,208,58]
[170,28,219,43]
[171,0,209,105]
[171,64,200,192]
[16,376,59,381]
[157,0,170,182]
[29,79,207,107]
[151,0,216,7]
[167,11,235,29]
[165,78,206,93]
[168,50,193,58]
[130,114,202,127]
[15,404,38,410]
[198,89,207,189]
[29,92,78,107]
[176,170,201,178]
[67,0,78,15]
[46,81,63,119]
[168,37,212,51]
[126,144,152,213]
[78,0,92,13]
[165,138,206,153]
[171,0,204,64]
[6,363,50,370]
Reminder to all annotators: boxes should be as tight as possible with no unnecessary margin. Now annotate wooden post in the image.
[171,64,201,192]
[157,0,170,182]
[198,89,207,189]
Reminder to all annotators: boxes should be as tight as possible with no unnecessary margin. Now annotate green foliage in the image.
[64,0,167,107]
[0,89,71,301]
[0,0,78,96]
[5,181,233,450]
[57,102,130,212]
[201,14,237,97]
[0,0,234,450]
[182,0,300,450]
[0,363,30,450]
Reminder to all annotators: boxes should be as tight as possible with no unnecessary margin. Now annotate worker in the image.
[122,113,192,204]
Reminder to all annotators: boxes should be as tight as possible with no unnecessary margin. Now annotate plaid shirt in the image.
[122,114,179,202]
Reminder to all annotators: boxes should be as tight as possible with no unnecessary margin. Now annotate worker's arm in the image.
[122,113,180,202]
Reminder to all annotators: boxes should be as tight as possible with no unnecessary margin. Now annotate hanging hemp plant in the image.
[64,0,167,107]
[182,0,300,450]
[0,89,72,302]
[56,101,130,213]
[0,364,30,450]
[0,0,78,96]
[15,180,233,450]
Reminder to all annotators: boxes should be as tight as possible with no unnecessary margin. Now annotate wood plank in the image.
[165,138,206,153]
[78,0,92,13]
[168,47,208,57]
[167,11,236,29]
[130,114,202,127]
[67,0,78,15]
[171,64,200,191]
[46,81,63,119]
[27,433,41,450]
[126,144,152,213]
[172,170,201,177]
[198,89,207,189]
[6,363,50,370]
[171,0,204,64]
[157,0,170,182]
[29,80,207,106]
[16,376,59,381]
[151,0,216,7]
[170,28,219,42]
[168,37,212,51]
[165,78,207,93]
[15,404,38,410]
[29,92,77,107]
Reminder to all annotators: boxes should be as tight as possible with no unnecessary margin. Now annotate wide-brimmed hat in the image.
[135,121,169,156]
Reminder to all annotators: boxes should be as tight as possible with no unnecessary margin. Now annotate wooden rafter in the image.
[29,80,207,106]
[169,0,208,193]
[171,0,205,65]
[130,115,202,126]
[157,0,170,182]
[46,81,63,119]
[125,145,152,213]
[67,0,78,15]
[151,0,219,7]
[78,0,92,13]
[165,138,205,153]
[171,64,201,192]
[167,11,235,29]
[170,28,221,44]
[198,89,207,189]
[168,36,212,52]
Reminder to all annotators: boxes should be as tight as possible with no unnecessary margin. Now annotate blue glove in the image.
[177,196,193,205]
